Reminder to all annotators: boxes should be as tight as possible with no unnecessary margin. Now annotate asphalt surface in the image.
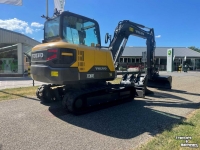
[0,72,200,150]
[0,77,45,90]
[159,71,200,76]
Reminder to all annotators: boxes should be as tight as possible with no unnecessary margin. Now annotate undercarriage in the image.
[36,82,139,114]
[36,72,147,114]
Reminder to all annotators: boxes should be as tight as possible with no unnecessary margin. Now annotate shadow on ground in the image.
[146,91,192,102]
[46,88,200,139]
[157,88,200,97]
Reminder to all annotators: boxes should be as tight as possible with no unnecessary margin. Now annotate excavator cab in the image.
[43,12,101,46]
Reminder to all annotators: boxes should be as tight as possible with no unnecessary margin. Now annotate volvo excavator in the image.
[31,11,172,114]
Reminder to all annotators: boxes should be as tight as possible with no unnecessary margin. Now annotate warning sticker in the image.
[51,71,58,77]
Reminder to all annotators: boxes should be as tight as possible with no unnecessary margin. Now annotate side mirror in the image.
[42,40,46,43]
[105,33,112,44]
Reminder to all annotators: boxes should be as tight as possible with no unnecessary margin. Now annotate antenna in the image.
[41,15,49,20]
[41,0,49,20]
[54,8,61,16]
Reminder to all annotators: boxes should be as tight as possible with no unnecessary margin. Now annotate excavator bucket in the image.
[147,75,172,89]
[120,72,148,98]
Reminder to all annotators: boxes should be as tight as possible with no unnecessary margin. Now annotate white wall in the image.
[17,43,24,74]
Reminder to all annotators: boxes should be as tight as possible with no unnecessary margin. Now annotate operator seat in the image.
[78,30,86,45]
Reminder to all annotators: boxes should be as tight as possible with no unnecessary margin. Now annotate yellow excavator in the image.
[31,10,172,114]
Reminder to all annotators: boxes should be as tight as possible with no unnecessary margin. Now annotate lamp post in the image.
[46,0,48,18]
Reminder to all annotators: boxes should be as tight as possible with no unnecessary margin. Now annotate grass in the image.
[136,109,200,150]
[0,86,39,101]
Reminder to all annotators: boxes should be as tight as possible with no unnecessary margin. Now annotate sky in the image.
[0,0,200,48]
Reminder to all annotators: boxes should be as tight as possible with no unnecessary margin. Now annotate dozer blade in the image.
[147,75,172,89]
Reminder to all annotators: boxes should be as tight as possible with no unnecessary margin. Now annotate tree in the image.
[188,46,200,52]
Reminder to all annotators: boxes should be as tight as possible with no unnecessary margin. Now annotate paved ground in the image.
[0,77,45,90]
[159,71,200,76]
[0,72,200,150]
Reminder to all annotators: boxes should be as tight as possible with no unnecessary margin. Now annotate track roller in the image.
[36,85,56,103]
[62,92,84,113]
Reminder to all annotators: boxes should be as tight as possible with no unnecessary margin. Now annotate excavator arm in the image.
[107,20,156,80]
[107,20,172,89]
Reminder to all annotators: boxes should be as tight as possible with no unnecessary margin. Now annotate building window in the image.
[120,58,123,62]
[132,58,135,63]
[155,58,159,65]
[136,58,140,63]
[0,47,18,73]
[196,59,200,70]
[160,58,167,65]
[128,58,131,63]
[124,58,127,63]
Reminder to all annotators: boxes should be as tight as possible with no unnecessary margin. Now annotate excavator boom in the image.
[106,20,172,89]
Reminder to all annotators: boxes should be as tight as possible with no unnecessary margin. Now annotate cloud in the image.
[0,18,28,31]
[31,22,43,28]
[0,18,43,34]
[25,27,33,34]
[155,35,161,38]
[35,29,41,32]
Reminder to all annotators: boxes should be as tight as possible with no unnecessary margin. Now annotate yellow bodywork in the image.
[32,41,115,72]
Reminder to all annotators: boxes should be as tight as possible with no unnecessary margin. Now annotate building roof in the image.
[122,47,200,57]
[0,28,40,47]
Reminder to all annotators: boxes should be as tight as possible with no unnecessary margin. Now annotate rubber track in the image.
[63,84,136,115]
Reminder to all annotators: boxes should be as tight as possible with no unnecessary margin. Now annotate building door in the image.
[174,58,182,71]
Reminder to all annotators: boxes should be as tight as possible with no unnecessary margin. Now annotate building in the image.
[119,47,200,71]
[0,28,40,77]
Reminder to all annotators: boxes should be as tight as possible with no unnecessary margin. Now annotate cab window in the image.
[62,15,100,47]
